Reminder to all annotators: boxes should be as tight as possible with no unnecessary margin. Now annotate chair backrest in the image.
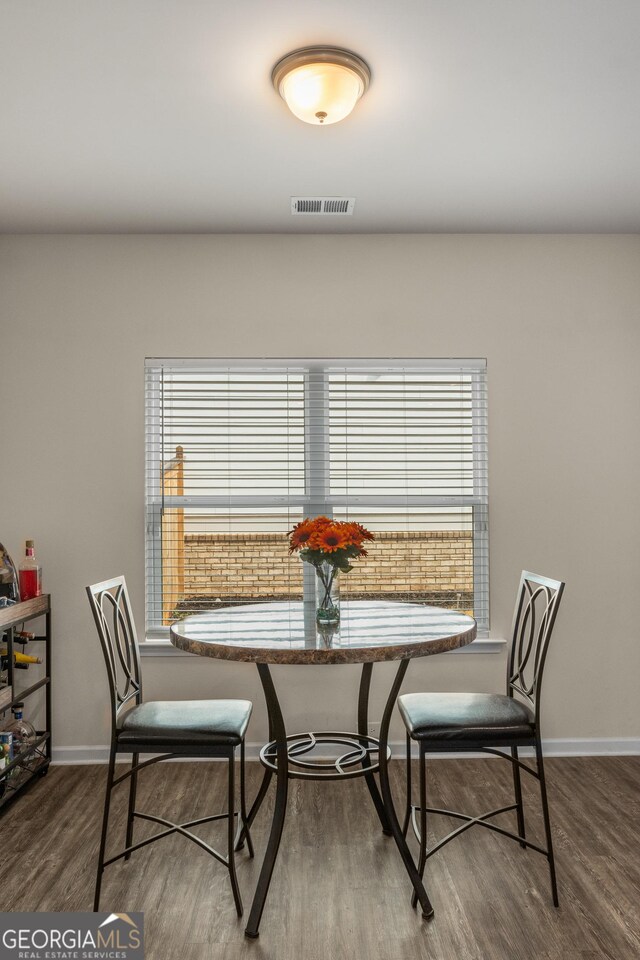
[87,576,143,733]
[506,571,565,721]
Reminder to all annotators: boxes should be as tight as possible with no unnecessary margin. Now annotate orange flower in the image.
[339,521,375,548]
[289,519,317,552]
[312,516,332,528]
[315,524,349,553]
[288,516,374,555]
[339,522,359,545]
[342,523,363,546]
[351,522,375,542]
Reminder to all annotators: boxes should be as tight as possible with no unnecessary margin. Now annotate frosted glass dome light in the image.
[272,46,371,126]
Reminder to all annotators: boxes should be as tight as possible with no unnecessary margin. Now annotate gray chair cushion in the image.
[117,699,252,747]
[398,692,535,743]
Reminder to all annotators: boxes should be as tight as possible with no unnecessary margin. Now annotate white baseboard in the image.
[526,738,640,757]
[51,737,640,765]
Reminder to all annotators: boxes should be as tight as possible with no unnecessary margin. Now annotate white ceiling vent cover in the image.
[291,197,355,215]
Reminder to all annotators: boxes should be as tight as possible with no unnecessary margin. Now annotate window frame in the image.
[144,358,489,642]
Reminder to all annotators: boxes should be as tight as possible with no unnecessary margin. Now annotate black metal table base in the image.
[259,730,391,780]
[242,659,434,939]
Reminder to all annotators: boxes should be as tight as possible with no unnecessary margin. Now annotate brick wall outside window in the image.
[176,531,473,615]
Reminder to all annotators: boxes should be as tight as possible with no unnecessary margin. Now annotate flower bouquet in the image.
[288,517,374,624]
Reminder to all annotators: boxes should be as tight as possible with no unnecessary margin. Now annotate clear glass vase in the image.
[315,561,340,625]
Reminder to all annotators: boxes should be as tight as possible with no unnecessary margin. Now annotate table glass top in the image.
[170,600,477,665]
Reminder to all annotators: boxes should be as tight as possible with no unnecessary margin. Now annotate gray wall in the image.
[1,234,639,754]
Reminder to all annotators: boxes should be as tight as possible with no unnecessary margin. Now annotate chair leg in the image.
[536,739,559,907]
[228,751,243,917]
[240,740,254,859]
[402,732,412,838]
[411,745,427,909]
[94,747,117,911]
[511,745,527,849]
[124,752,139,861]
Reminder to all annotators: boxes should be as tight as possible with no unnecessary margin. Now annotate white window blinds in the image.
[145,359,488,636]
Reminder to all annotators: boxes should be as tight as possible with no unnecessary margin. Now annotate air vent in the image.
[291,197,355,215]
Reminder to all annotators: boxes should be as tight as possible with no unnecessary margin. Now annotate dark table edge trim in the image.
[169,622,477,665]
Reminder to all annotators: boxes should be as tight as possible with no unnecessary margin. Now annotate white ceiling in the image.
[1,0,639,233]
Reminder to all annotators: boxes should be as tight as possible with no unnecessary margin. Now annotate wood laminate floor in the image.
[1,757,639,960]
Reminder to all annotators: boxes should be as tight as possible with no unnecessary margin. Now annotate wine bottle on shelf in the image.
[0,637,42,664]
[13,652,42,665]
[0,649,42,666]
[18,540,42,601]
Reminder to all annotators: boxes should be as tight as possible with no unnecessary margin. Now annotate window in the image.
[145,359,488,638]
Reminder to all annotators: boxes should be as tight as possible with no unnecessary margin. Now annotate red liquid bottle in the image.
[18,540,42,601]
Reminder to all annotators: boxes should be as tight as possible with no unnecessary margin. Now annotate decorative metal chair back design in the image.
[507,571,564,719]
[87,576,142,728]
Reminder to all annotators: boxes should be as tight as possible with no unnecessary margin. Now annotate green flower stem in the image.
[313,560,339,619]
[317,563,334,608]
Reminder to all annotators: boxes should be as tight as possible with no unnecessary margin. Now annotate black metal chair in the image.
[399,571,565,907]
[87,575,254,916]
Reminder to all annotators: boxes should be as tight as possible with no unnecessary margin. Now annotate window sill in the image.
[140,637,507,657]
[446,637,506,654]
[140,640,194,657]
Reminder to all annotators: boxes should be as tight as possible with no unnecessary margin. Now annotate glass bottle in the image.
[0,732,13,795]
[6,703,36,754]
[0,542,19,602]
[18,540,42,601]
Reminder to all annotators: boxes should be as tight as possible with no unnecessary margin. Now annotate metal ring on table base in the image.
[259,731,392,781]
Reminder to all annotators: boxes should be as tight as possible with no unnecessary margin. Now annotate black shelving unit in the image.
[0,595,51,810]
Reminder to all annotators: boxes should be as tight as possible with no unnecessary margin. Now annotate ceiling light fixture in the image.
[272,46,371,126]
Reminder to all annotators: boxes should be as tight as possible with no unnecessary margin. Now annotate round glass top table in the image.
[171,600,476,938]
